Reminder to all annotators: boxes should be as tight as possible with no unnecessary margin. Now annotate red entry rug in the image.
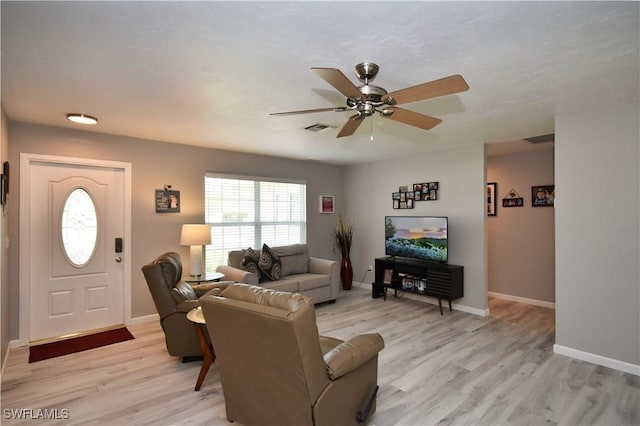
[29,327,134,363]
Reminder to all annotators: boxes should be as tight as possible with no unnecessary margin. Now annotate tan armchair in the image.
[200,283,384,426]
[141,252,232,359]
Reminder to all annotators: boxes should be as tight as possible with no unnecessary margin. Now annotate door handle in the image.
[115,256,123,263]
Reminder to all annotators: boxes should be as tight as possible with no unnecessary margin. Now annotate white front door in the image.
[27,159,125,342]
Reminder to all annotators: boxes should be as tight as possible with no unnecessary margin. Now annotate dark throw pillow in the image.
[259,243,282,281]
[241,247,263,282]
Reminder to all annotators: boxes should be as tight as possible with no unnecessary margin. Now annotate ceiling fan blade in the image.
[270,106,348,116]
[337,114,365,138]
[312,67,363,100]
[382,74,469,105]
[380,107,442,130]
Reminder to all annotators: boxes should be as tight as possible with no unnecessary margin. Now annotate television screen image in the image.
[385,216,448,262]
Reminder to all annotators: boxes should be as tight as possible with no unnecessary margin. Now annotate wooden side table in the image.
[186,306,215,391]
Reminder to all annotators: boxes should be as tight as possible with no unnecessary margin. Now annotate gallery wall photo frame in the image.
[487,182,497,216]
[155,189,180,213]
[392,189,414,209]
[1,161,9,208]
[393,181,439,209]
[532,185,555,207]
[319,195,334,213]
[413,181,439,201]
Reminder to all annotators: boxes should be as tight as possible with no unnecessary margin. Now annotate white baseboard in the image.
[358,282,489,317]
[9,338,26,349]
[488,291,555,309]
[1,344,11,376]
[452,302,490,317]
[128,313,159,325]
[554,344,640,376]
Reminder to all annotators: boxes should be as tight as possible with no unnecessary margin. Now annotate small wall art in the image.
[502,188,524,208]
[319,195,334,213]
[156,185,180,213]
[1,161,9,208]
[487,182,497,216]
[532,185,555,207]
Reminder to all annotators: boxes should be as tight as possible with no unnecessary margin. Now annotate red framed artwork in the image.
[319,195,334,214]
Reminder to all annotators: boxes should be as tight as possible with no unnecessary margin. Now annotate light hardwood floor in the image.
[2,287,638,425]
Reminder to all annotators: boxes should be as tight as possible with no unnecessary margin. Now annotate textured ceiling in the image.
[1,1,638,165]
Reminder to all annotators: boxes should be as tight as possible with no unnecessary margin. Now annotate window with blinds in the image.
[204,173,307,272]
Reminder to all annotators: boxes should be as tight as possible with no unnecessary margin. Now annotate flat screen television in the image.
[385,216,448,263]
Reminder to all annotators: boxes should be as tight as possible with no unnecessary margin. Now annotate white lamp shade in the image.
[180,224,211,276]
[180,224,212,246]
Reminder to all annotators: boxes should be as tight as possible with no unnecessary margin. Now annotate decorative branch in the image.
[334,214,353,258]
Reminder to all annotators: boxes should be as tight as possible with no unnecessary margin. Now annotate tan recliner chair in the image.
[200,283,384,426]
[141,252,232,359]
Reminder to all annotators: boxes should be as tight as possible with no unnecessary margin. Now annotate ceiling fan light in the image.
[67,113,98,125]
[360,103,375,116]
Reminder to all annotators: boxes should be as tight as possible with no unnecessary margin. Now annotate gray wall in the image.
[1,106,9,365]
[487,148,555,303]
[555,101,639,366]
[343,143,487,313]
[7,122,344,339]
[5,101,639,372]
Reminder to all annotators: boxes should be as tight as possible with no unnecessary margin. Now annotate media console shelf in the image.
[372,256,463,315]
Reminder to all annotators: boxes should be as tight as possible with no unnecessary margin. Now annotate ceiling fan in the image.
[270,62,469,138]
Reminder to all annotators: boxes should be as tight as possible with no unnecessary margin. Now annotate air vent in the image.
[524,134,555,144]
[304,123,332,132]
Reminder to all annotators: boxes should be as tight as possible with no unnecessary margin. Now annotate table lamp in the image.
[180,224,211,276]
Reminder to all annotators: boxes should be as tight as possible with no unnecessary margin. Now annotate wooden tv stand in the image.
[372,256,463,315]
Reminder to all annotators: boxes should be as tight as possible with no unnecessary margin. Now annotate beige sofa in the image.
[216,244,339,304]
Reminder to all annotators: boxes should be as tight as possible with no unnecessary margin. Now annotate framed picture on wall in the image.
[532,185,555,206]
[155,189,180,213]
[502,197,524,207]
[413,181,439,201]
[319,195,335,213]
[502,188,524,208]
[487,182,497,216]
[1,161,9,207]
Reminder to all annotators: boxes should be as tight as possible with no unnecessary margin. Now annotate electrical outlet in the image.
[367,265,373,271]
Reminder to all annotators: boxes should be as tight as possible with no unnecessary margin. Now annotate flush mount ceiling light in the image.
[66,113,98,125]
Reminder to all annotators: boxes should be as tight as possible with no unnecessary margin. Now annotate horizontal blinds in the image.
[204,174,306,271]
[205,178,255,223]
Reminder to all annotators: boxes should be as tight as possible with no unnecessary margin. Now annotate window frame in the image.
[204,173,307,272]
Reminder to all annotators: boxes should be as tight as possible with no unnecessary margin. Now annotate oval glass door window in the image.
[61,188,98,267]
